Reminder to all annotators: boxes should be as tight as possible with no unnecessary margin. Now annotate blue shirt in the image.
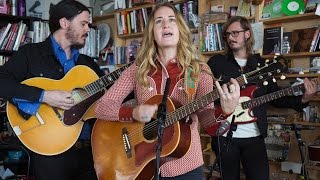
[13,35,90,140]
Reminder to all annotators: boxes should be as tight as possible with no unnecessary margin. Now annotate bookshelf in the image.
[262,12,320,180]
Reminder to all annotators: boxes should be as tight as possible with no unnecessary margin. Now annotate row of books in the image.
[32,21,50,44]
[263,26,320,55]
[0,20,99,59]
[0,20,50,52]
[174,0,199,28]
[309,28,320,52]
[113,45,138,65]
[79,28,100,59]
[0,0,26,17]
[116,7,152,35]
[114,0,154,10]
[200,23,224,52]
[0,21,27,51]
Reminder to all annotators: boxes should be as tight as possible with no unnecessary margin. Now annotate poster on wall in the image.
[25,0,60,20]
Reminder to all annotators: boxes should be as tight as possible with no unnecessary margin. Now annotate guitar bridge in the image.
[122,128,132,158]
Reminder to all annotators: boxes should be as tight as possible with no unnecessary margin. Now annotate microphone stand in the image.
[155,78,171,180]
[292,124,309,180]
[207,115,236,180]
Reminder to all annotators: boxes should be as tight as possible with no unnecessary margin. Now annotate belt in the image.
[71,140,91,150]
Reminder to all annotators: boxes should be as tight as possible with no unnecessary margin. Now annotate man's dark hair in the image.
[49,0,89,33]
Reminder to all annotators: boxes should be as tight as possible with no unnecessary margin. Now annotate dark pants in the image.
[160,166,203,180]
[212,136,269,180]
[32,147,97,180]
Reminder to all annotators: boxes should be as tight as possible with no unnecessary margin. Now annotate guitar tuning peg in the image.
[272,77,276,82]
[263,81,268,86]
[280,74,286,80]
[265,59,269,63]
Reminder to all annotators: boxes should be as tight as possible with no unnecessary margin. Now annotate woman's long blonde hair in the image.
[135,2,203,87]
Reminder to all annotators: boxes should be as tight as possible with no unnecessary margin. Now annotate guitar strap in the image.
[184,67,197,102]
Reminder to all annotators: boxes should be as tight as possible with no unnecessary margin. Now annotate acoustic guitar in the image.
[6,62,133,155]
[91,56,287,180]
[205,77,320,136]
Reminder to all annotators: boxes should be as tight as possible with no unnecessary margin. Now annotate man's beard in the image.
[66,27,87,49]
[229,39,246,52]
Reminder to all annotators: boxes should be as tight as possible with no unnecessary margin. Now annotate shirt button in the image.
[59,69,63,72]
[39,73,43,76]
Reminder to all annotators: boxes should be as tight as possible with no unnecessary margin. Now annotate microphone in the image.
[275,124,316,131]
[216,121,230,136]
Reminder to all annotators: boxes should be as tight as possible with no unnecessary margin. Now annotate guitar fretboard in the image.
[242,78,320,110]
[164,76,247,127]
[242,84,304,109]
[84,61,134,96]
[161,58,288,128]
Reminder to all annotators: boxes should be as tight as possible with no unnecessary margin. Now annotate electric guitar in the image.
[91,56,288,180]
[6,61,133,155]
[205,77,320,136]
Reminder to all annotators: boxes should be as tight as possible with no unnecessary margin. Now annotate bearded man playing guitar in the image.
[0,1,104,179]
[207,16,317,180]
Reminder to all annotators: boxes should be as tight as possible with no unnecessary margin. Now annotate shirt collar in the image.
[50,35,79,62]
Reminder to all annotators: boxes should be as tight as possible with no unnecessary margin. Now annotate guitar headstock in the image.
[245,55,288,85]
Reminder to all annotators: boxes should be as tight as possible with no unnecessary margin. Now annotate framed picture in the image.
[26,0,58,19]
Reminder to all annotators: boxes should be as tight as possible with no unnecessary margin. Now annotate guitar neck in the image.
[164,75,248,128]
[242,84,304,110]
[83,62,133,95]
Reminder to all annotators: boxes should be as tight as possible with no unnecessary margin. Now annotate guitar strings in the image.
[123,71,281,145]
[93,60,286,169]
[125,59,283,140]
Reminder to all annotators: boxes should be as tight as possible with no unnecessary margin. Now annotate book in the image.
[0,23,12,48]
[291,27,317,52]
[309,28,320,52]
[263,26,283,55]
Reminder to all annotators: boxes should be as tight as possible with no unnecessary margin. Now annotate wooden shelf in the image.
[190,28,198,33]
[268,121,320,126]
[305,165,320,171]
[261,52,320,59]
[261,13,320,25]
[118,32,144,39]
[114,4,153,13]
[93,13,114,22]
[283,73,320,78]
[0,13,42,22]
[201,50,224,56]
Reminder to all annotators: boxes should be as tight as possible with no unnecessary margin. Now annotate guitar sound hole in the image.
[143,119,158,141]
